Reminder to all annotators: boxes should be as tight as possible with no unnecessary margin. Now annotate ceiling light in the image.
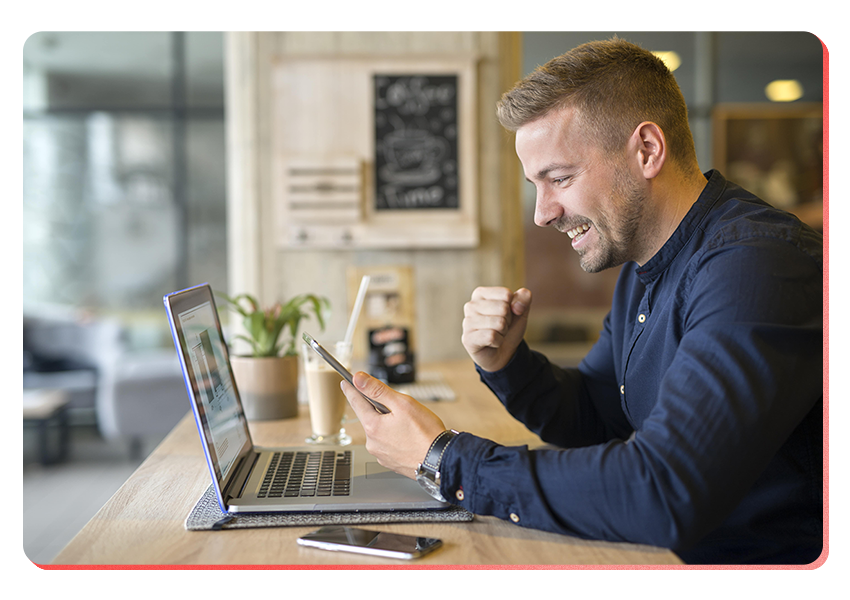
[765,79,804,102]
[653,51,681,72]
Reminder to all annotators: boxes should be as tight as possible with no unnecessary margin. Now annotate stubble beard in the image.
[575,169,646,274]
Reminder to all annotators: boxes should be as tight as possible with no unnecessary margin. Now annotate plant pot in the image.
[230,355,299,420]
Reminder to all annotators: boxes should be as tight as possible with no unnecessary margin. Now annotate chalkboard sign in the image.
[374,74,459,211]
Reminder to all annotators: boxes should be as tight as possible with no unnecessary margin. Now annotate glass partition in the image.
[23,32,227,349]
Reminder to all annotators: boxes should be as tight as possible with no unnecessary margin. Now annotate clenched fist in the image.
[461,287,532,372]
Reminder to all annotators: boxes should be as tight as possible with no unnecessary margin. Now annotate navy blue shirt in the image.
[440,171,823,564]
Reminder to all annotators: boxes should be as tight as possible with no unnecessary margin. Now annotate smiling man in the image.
[341,38,823,565]
[516,104,699,274]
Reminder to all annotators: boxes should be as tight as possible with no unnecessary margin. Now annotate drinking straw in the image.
[343,275,370,346]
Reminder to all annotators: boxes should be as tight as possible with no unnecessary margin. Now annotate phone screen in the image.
[302,333,391,414]
[297,526,442,560]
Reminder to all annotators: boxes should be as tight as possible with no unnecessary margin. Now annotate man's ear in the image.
[630,121,666,179]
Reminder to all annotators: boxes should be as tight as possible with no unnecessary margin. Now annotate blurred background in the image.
[21,31,824,564]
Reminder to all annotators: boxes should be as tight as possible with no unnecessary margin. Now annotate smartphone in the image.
[297,526,442,560]
[303,333,391,414]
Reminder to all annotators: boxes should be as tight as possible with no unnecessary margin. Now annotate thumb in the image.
[353,371,393,401]
[503,288,531,350]
[511,288,532,316]
[342,371,390,417]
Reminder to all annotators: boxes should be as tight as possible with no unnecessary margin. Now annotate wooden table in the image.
[51,361,682,566]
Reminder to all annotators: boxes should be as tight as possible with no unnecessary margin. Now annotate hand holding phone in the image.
[303,333,391,414]
[297,526,442,560]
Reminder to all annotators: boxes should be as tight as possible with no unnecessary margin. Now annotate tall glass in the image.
[301,340,352,446]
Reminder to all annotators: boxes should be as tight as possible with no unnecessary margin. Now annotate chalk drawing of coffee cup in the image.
[380,129,449,185]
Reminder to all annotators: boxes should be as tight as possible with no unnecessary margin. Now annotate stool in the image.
[23,389,71,465]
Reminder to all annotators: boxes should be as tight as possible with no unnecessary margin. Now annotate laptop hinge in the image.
[223,451,260,503]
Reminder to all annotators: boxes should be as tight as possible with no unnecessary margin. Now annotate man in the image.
[341,39,823,564]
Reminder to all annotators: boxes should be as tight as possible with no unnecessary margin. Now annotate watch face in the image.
[416,474,445,501]
[416,473,437,491]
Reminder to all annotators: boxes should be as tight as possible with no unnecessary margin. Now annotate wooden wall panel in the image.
[225,32,523,362]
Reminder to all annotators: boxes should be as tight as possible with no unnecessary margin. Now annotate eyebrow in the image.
[526,163,575,183]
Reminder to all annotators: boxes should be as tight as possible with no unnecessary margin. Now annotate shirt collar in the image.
[633,169,727,284]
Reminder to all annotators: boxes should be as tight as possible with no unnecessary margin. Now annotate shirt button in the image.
[638,313,646,323]
[510,513,520,523]
[455,489,464,501]
[620,385,625,394]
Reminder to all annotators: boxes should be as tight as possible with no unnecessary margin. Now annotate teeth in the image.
[567,223,590,239]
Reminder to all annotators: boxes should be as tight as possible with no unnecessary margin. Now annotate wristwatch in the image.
[415,429,459,502]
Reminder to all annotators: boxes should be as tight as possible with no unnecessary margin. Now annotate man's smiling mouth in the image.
[566,223,591,240]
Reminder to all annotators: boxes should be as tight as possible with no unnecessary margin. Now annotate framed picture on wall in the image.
[713,103,823,231]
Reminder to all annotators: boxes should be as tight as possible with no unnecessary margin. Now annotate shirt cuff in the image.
[438,431,533,529]
[438,431,486,507]
[474,340,543,399]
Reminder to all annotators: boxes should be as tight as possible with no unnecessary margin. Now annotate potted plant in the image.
[218,291,330,420]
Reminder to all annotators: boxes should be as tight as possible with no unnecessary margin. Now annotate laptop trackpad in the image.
[365,462,405,479]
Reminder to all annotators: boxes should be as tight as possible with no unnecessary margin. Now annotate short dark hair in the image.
[497,38,698,167]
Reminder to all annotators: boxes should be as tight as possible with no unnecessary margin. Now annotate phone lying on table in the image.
[297,526,442,560]
[302,333,391,414]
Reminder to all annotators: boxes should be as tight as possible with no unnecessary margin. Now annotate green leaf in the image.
[216,289,331,357]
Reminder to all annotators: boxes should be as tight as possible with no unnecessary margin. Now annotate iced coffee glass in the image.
[301,340,352,446]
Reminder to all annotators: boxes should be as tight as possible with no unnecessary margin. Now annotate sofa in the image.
[23,312,189,457]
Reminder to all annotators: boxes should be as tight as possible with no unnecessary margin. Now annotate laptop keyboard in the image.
[257,450,351,499]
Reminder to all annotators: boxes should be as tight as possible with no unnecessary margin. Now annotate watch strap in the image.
[422,429,458,474]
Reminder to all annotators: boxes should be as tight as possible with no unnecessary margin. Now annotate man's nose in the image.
[533,189,562,228]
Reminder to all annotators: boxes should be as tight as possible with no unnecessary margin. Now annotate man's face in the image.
[516,106,647,273]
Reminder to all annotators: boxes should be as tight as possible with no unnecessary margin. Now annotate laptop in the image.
[163,283,448,514]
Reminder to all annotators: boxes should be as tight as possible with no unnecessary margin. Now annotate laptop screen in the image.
[165,285,251,485]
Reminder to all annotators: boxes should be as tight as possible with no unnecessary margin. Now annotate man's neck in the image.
[636,168,707,267]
